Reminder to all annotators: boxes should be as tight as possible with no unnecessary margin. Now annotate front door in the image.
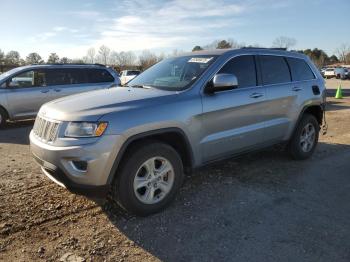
[201,55,266,162]
[6,69,50,119]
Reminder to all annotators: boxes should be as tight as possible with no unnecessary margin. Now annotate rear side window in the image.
[88,69,114,83]
[46,69,69,86]
[45,69,88,86]
[260,55,291,85]
[286,57,315,81]
[218,55,257,88]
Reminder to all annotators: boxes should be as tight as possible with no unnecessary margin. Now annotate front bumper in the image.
[32,153,110,198]
[30,130,125,199]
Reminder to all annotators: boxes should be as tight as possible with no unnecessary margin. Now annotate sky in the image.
[1,0,349,59]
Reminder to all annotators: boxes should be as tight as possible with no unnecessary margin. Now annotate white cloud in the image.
[25,0,289,58]
[88,0,248,52]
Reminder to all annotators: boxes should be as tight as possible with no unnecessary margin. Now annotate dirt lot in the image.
[1,96,350,262]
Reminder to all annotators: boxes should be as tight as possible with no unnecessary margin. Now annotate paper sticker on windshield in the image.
[188,57,213,63]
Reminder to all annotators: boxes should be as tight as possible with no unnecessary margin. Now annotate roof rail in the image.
[30,63,107,66]
[240,47,288,51]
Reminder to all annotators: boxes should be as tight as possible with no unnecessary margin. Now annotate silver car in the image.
[30,48,326,216]
[0,64,120,127]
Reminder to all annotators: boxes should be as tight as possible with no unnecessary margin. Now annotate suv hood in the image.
[39,87,176,121]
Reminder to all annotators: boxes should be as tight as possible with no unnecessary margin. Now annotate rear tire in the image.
[0,108,7,128]
[110,141,184,216]
[288,114,319,160]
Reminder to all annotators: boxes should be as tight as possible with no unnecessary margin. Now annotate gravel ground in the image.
[1,96,350,262]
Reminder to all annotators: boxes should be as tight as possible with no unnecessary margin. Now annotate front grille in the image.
[33,116,60,142]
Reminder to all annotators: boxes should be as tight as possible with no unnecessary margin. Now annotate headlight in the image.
[64,122,108,138]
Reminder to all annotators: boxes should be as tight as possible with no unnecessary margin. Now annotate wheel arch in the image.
[301,104,323,126]
[106,127,195,185]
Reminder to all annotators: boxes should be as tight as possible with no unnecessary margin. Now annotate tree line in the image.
[1,37,349,73]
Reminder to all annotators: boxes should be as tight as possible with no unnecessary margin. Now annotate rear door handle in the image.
[40,89,49,93]
[249,92,264,98]
[54,89,61,92]
[292,87,302,92]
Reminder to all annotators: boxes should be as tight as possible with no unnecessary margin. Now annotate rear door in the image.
[46,68,89,100]
[258,55,295,142]
[201,55,267,162]
[5,69,50,119]
[47,68,114,100]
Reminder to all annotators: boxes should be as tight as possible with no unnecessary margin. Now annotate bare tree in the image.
[110,51,137,68]
[5,51,21,65]
[86,48,96,63]
[26,53,43,64]
[47,53,60,64]
[216,40,232,49]
[272,36,296,50]
[59,57,73,64]
[203,39,241,50]
[335,44,350,63]
[0,49,4,63]
[98,45,111,65]
[192,46,203,52]
[138,50,158,70]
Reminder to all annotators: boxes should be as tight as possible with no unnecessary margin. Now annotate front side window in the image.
[218,55,257,88]
[286,57,315,81]
[128,55,218,91]
[8,70,45,88]
[260,55,291,85]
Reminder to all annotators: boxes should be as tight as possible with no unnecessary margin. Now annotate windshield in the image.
[128,55,217,91]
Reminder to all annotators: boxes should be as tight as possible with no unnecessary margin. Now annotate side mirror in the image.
[205,73,238,93]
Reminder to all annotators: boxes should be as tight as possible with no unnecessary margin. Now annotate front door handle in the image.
[40,89,49,93]
[54,89,61,92]
[249,92,264,98]
[292,87,302,92]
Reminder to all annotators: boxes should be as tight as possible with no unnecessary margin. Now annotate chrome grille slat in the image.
[33,116,60,143]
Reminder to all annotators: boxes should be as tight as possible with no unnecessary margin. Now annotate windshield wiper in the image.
[129,84,152,89]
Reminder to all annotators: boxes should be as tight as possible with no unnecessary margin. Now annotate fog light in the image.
[72,161,87,172]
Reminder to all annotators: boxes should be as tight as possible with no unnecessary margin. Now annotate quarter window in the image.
[260,55,291,85]
[218,55,257,88]
[286,57,315,81]
[88,69,114,83]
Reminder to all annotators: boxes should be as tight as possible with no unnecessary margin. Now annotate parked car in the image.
[324,68,336,79]
[344,68,350,79]
[0,64,120,127]
[30,48,326,216]
[335,67,348,79]
[120,70,141,85]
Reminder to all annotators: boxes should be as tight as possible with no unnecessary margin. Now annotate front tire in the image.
[110,141,184,216]
[288,114,319,160]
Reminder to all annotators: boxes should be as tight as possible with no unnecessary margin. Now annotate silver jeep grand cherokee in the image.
[30,48,326,216]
